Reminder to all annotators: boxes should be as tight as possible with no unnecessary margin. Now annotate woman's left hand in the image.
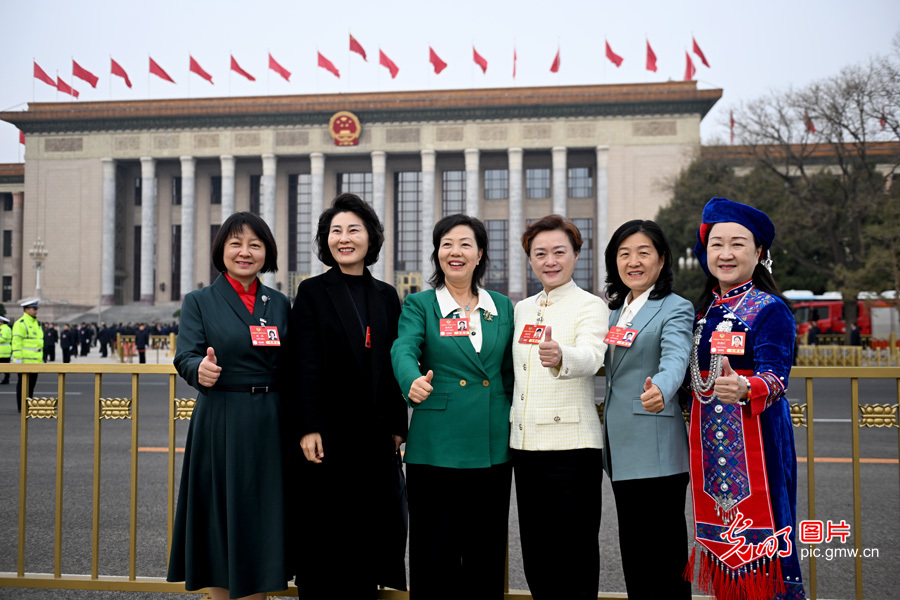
[714,357,748,405]
[640,377,665,413]
[392,435,404,452]
[538,325,562,368]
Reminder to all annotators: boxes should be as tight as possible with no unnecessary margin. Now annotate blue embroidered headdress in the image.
[692,197,775,276]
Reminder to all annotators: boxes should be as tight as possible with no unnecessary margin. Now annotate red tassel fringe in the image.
[683,545,696,583]
[692,550,787,600]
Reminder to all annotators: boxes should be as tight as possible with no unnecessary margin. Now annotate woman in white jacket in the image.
[509,214,609,600]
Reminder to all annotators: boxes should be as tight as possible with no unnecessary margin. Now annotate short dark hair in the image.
[315,193,385,267]
[521,214,583,255]
[211,211,278,274]
[604,219,674,310]
[427,214,489,296]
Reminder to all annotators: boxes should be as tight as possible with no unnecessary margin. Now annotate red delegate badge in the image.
[518,324,546,344]
[710,331,746,355]
[440,318,470,337]
[250,325,281,346]
[604,326,639,347]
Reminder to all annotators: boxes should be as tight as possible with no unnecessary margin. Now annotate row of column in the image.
[99,147,609,305]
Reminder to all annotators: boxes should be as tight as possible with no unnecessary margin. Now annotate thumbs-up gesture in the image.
[198,347,222,387]
[538,325,562,368]
[409,369,434,404]
[640,376,664,413]
[714,357,747,405]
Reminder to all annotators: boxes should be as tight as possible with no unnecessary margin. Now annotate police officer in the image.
[0,316,12,384]
[12,299,44,412]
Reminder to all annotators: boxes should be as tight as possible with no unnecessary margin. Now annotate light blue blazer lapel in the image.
[431,295,487,376]
[609,297,665,378]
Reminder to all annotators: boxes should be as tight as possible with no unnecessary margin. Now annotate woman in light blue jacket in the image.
[602,220,693,599]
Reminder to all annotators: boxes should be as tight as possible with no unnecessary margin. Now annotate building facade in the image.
[0,81,720,305]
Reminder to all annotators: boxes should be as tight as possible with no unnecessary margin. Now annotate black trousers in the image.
[611,472,692,600]
[0,356,9,383]
[62,347,72,363]
[138,349,147,364]
[512,448,603,600]
[16,371,38,412]
[406,462,511,600]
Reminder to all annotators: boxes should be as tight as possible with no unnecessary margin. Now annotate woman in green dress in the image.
[167,212,291,600]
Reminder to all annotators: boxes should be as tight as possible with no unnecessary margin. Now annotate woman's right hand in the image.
[301,433,325,463]
[197,347,222,387]
[408,370,434,404]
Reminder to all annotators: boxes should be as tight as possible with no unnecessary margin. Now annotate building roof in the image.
[0,163,25,185]
[1,81,722,134]
[702,142,900,166]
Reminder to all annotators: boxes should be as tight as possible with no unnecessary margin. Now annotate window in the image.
[442,170,465,215]
[288,174,312,274]
[484,169,508,200]
[337,172,373,203]
[249,175,261,215]
[2,193,12,211]
[210,176,222,205]
[526,168,551,199]
[171,225,181,300]
[1,276,11,302]
[134,177,142,206]
[172,176,182,205]
[485,220,508,295]
[133,225,141,301]
[210,225,221,286]
[572,218,594,293]
[568,167,593,198]
[2,230,11,257]
[394,172,422,273]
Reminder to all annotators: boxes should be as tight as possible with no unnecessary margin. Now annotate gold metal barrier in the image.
[2,364,898,600]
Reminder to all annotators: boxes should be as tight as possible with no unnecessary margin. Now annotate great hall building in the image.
[0,81,721,310]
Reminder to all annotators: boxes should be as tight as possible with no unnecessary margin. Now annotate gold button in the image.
[460,379,467,387]
[553,416,561,422]
[518,423,523,430]
[482,380,489,386]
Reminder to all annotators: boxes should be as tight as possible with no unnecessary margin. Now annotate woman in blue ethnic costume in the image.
[685,198,804,600]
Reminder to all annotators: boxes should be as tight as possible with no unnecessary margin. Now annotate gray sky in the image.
[2,0,898,163]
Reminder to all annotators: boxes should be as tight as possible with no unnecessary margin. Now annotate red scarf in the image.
[224,273,257,314]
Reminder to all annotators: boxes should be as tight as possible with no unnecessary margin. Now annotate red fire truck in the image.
[785,290,898,337]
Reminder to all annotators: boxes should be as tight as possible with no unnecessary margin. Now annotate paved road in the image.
[0,367,897,599]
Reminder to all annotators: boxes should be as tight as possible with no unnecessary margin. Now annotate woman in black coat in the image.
[288,193,408,598]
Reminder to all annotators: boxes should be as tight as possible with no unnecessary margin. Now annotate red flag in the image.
[149,57,175,83]
[19,130,25,145]
[645,40,657,72]
[692,36,710,68]
[880,105,887,129]
[473,47,488,74]
[72,60,98,88]
[317,52,340,78]
[429,47,447,75]
[56,76,79,98]
[730,110,735,144]
[33,61,57,88]
[513,47,517,79]
[804,109,816,134]
[550,48,560,73]
[230,56,255,82]
[683,52,696,81]
[110,58,132,88]
[268,53,291,82]
[605,41,623,67]
[349,34,367,61]
[379,49,399,79]
[190,56,214,84]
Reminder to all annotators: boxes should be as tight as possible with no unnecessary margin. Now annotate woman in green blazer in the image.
[168,212,291,600]
[391,214,514,600]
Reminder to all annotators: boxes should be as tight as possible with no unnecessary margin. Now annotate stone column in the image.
[220,155,235,221]
[596,146,610,296]
[12,192,24,302]
[552,146,567,216]
[464,149,480,217]
[180,156,196,299]
[261,154,277,287]
[420,150,436,277]
[100,158,116,305]
[507,148,524,302]
[371,151,387,281]
[140,157,157,305]
[309,153,325,276]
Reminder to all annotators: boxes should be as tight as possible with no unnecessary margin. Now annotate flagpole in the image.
[109,55,112,100]
[267,48,271,96]
[187,53,191,99]
[32,58,35,102]
[55,70,59,102]
[229,49,232,97]
[147,54,151,100]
